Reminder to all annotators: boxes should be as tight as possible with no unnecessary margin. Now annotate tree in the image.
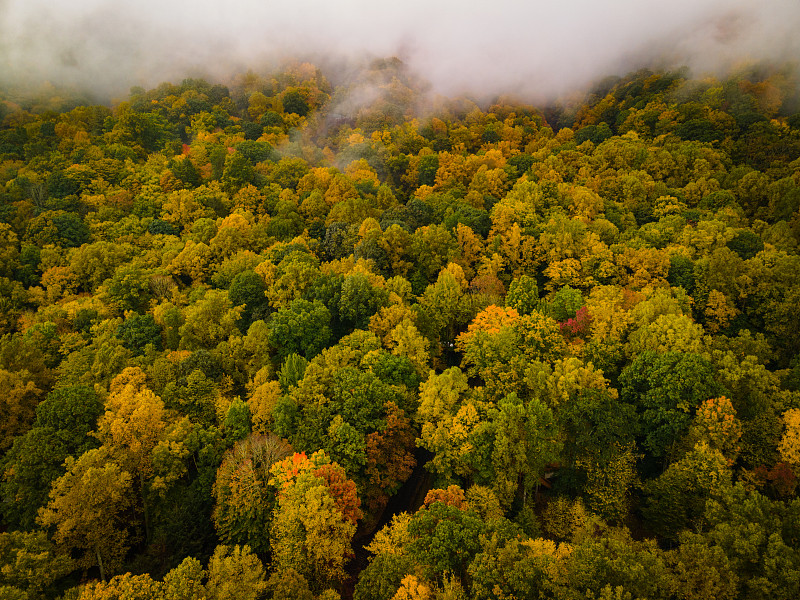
[278,353,308,391]
[666,532,738,600]
[0,369,41,452]
[702,483,800,600]
[456,305,526,400]
[468,533,560,600]
[625,313,704,357]
[408,225,457,290]
[37,448,133,581]
[179,289,243,349]
[205,544,268,600]
[338,272,389,331]
[727,229,763,260]
[355,552,416,600]
[414,264,473,354]
[364,401,417,514]
[77,573,164,600]
[104,262,152,313]
[221,152,255,194]
[688,396,743,462]
[282,89,310,116]
[228,269,268,328]
[94,368,170,542]
[554,529,672,600]
[116,313,163,355]
[267,567,315,600]
[644,442,729,539]
[778,407,800,477]
[162,556,207,600]
[212,433,292,555]
[544,285,584,321]
[161,368,217,426]
[0,530,74,600]
[491,393,562,508]
[619,351,724,460]
[268,298,332,361]
[506,274,539,315]
[272,335,417,523]
[406,500,486,583]
[1,385,103,529]
[2,428,74,530]
[416,367,476,482]
[269,451,360,591]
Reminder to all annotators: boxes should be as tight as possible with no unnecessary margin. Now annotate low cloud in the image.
[1,0,798,101]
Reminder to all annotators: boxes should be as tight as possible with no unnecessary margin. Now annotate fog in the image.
[1,0,798,101]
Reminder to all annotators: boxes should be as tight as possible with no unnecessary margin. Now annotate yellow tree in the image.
[689,396,743,463]
[453,223,484,280]
[167,240,214,284]
[416,367,486,481]
[77,573,164,600]
[455,305,520,354]
[386,319,431,381]
[392,575,432,600]
[94,367,170,541]
[703,289,739,334]
[0,369,41,452]
[205,544,268,600]
[626,313,705,358]
[37,448,132,581]
[456,305,524,400]
[379,225,414,277]
[179,289,243,349]
[269,451,361,591]
[778,408,800,474]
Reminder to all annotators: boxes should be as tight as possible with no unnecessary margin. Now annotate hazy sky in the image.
[1,0,798,100]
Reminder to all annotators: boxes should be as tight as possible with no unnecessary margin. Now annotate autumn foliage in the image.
[1,60,800,600]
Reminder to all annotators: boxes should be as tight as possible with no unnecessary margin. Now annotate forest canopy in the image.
[1,58,800,599]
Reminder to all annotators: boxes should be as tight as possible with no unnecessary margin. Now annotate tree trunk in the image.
[140,473,151,543]
[95,546,106,582]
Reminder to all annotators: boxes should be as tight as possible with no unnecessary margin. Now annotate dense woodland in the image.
[1,58,800,600]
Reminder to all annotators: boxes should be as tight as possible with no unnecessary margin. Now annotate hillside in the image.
[1,59,800,599]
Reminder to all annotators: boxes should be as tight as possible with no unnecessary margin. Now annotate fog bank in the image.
[1,0,798,100]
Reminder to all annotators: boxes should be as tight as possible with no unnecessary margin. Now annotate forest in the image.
[1,57,800,600]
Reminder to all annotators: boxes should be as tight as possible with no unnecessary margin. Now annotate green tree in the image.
[221,152,255,194]
[468,532,558,600]
[212,433,292,555]
[116,312,163,355]
[268,298,332,361]
[553,529,672,600]
[666,532,738,600]
[619,351,724,460]
[491,393,562,508]
[406,501,486,583]
[104,263,152,313]
[338,272,389,331]
[702,483,800,600]
[505,274,540,314]
[228,269,268,328]
[1,385,103,529]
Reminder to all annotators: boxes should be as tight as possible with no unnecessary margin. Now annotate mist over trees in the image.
[2,1,800,101]
[1,55,800,599]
